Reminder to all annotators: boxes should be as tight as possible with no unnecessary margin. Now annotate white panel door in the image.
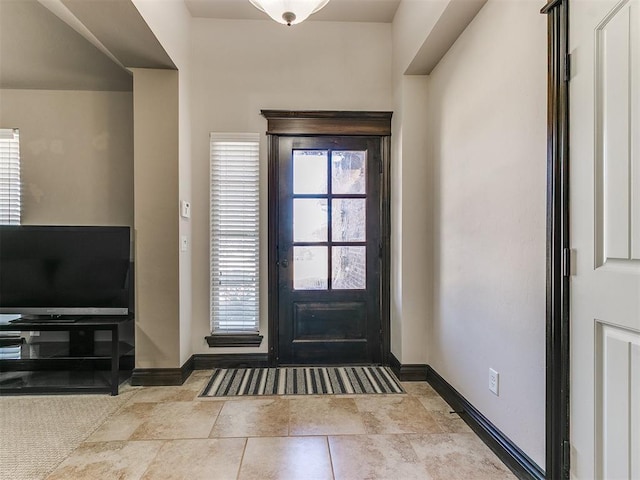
[570,0,640,478]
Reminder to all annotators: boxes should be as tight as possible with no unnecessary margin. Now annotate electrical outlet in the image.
[489,368,499,396]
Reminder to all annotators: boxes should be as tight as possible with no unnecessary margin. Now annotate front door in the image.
[276,136,382,365]
[570,0,640,478]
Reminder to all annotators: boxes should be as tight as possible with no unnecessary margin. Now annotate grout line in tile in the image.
[235,437,249,480]
[137,440,167,480]
[287,398,292,437]
[326,436,337,480]
[286,398,291,437]
[206,399,226,438]
[125,437,220,442]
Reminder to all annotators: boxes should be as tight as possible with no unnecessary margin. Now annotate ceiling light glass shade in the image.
[249,0,330,26]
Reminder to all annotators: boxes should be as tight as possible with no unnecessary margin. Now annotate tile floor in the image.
[46,370,516,480]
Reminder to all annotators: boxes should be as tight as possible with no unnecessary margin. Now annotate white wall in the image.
[389,75,431,364]
[0,89,133,227]
[390,0,442,364]
[190,19,393,354]
[131,68,181,369]
[132,0,194,366]
[428,0,546,465]
[392,0,449,76]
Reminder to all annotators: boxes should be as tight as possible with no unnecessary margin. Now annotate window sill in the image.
[205,333,263,348]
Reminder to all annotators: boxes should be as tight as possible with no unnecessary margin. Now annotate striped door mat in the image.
[200,366,404,397]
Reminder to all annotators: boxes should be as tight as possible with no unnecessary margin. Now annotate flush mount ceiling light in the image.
[249,0,330,26]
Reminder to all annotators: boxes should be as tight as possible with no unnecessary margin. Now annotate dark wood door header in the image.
[260,110,393,136]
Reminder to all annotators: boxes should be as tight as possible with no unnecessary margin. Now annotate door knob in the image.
[281,259,289,268]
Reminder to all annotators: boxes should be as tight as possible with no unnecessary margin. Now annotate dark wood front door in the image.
[276,136,382,365]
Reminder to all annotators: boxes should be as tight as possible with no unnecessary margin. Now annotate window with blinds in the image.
[0,128,21,359]
[0,129,20,225]
[210,133,260,333]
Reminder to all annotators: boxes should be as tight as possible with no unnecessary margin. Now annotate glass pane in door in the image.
[332,199,366,242]
[294,150,328,194]
[332,246,366,290]
[293,199,328,242]
[332,151,366,194]
[293,246,328,290]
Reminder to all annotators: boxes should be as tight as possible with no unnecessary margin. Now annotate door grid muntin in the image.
[292,149,368,291]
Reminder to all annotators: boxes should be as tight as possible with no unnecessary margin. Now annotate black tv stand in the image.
[0,316,134,395]
[10,315,83,323]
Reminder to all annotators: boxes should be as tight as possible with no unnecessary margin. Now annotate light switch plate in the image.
[489,368,499,396]
[180,200,191,219]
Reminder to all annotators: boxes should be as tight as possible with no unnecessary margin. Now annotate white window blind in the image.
[0,129,20,225]
[0,128,21,357]
[210,133,260,333]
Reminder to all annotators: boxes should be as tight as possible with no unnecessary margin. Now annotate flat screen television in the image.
[0,225,131,317]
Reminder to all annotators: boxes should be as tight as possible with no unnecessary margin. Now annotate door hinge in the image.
[379,243,383,258]
[563,53,571,82]
[563,440,571,472]
[562,248,572,277]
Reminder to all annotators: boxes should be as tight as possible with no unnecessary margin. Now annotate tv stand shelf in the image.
[0,316,133,395]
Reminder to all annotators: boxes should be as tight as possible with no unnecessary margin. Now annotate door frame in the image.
[262,110,393,367]
[540,1,570,478]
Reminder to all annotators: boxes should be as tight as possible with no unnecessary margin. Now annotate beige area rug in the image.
[0,391,134,480]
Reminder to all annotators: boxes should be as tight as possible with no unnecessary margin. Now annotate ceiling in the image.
[0,0,401,92]
[0,0,132,91]
[0,0,178,91]
[185,0,401,23]
[60,0,175,69]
